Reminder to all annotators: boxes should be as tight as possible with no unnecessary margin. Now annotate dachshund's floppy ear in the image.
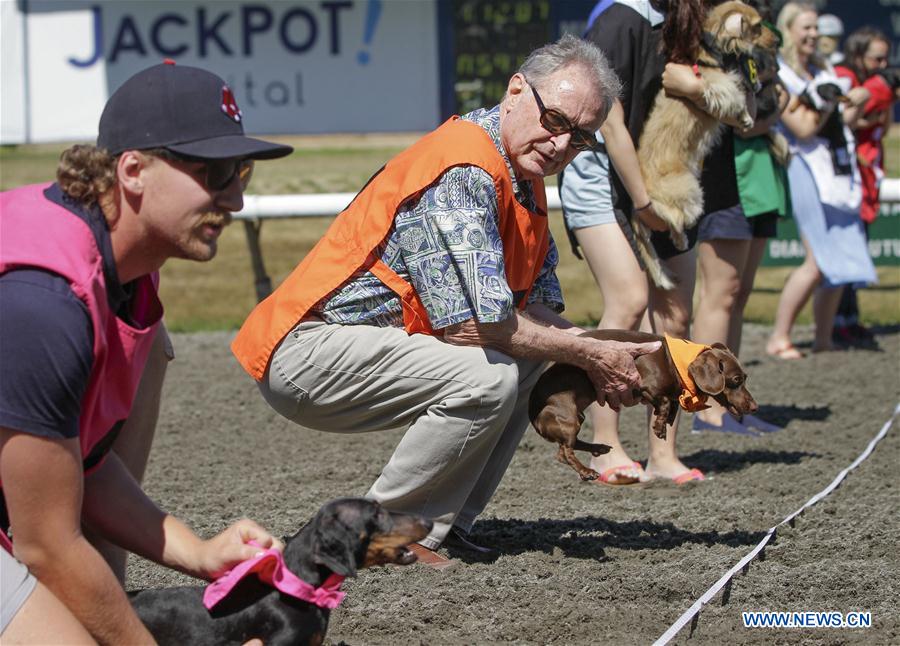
[312,519,358,578]
[688,350,725,395]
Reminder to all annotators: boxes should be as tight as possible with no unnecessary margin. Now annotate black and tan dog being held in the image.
[130,498,432,646]
[528,330,757,481]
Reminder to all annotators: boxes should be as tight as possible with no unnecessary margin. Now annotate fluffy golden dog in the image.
[636,1,765,288]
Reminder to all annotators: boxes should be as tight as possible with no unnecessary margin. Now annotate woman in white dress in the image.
[765,2,876,359]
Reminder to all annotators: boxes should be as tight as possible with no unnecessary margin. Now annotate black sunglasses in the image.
[524,77,598,152]
[151,149,254,191]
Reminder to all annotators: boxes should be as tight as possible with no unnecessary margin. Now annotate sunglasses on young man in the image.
[524,76,599,151]
[152,148,255,191]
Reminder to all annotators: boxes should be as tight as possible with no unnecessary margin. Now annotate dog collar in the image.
[698,33,762,94]
[664,335,711,412]
[203,544,346,611]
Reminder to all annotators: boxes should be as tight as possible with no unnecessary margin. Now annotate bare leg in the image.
[2,578,96,645]
[644,249,698,480]
[693,239,750,425]
[574,223,647,482]
[766,236,820,357]
[812,284,843,352]
[730,238,767,353]
[84,325,171,582]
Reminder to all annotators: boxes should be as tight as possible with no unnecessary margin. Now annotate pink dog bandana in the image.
[203,543,346,610]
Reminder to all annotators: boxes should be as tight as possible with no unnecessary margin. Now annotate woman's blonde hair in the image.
[56,144,117,208]
[776,2,827,75]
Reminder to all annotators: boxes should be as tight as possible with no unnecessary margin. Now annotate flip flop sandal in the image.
[766,343,804,360]
[672,468,706,485]
[593,461,646,486]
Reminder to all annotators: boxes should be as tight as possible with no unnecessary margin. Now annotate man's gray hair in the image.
[517,34,621,121]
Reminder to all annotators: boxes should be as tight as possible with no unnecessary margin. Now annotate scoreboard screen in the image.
[453,1,553,113]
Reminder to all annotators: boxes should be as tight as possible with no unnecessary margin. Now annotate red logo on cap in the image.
[221,86,242,123]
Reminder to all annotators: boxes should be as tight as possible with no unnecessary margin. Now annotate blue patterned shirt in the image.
[312,106,564,329]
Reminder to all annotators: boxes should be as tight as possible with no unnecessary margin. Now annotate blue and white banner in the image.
[1,0,440,143]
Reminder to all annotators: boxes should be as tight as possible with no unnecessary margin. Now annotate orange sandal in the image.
[593,461,646,486]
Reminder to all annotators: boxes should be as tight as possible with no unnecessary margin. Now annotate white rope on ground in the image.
[653,402,900,646]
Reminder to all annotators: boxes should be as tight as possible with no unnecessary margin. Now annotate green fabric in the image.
[734,135,792,218]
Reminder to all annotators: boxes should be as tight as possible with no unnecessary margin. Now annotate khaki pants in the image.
[260,320,546,549]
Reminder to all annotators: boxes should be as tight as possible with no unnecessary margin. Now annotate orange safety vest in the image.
[232,117,550,380]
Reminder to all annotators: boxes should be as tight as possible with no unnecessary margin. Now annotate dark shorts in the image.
[650,224,700,260]
[697,204,778,241]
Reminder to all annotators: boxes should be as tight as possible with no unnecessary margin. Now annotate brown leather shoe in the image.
[408,543,459,571]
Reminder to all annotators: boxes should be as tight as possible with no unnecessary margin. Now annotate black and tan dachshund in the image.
[130,498,432,646]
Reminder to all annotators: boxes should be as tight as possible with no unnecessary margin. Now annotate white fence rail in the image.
[233,190,564,300]
[238,191,564,220]
[234,179,900,300]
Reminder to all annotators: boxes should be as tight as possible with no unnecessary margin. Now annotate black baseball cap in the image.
[97,61,292,160]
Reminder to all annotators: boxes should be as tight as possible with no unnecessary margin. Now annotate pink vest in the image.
[0,183,162,469]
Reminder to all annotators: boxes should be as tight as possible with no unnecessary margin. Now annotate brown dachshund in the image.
[528,330,758,481]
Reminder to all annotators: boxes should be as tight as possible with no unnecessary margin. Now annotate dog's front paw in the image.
[581,469,601,482]
[651,410,669,439]
[670,229,689,251]
[739,110,754,131]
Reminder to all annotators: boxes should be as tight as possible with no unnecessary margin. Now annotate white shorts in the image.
[0,548,37,634]
[558,142,617,230]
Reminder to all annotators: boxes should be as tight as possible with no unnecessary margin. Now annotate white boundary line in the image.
[653,402,900,646]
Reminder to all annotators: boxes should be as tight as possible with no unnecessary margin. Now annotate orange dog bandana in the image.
[664,335,712,412]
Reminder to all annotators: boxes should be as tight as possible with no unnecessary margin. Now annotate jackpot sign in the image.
[2,0,440,142]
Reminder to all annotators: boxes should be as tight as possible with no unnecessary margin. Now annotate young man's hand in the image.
[192,519,285,580]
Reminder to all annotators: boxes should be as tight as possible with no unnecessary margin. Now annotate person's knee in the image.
[662,310,692,337]
[470,362,520,420]
[715,284,740,312]
[603,290,647,329]
[799,256,821,279]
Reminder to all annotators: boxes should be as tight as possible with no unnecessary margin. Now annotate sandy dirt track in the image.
[127,324,900,645]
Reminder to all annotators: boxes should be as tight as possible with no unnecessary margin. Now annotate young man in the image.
[0,62,292,643]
